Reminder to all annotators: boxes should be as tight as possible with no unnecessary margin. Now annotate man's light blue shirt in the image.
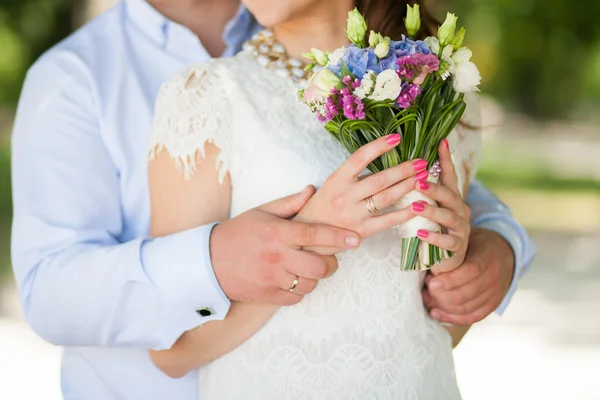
[10,0,535,398]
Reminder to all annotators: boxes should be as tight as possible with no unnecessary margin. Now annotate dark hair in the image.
[355,0,440,41]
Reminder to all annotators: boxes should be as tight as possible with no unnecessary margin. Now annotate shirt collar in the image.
[123,0,259,55]
[123,0,169,45]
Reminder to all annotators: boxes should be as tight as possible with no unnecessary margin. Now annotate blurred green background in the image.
[0,1,598,398]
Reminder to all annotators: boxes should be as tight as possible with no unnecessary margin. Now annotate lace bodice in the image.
[150,49,482,400]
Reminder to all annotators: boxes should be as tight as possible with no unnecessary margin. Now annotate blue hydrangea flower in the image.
[328,45,382,79]
[389,35,431,58]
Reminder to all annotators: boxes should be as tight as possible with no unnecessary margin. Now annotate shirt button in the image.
[196,307,215,317]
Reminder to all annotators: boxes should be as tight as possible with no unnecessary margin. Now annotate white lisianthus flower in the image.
[327,46,346,67]
[303,68,342,103]
[346,8,368,47]
[438,12,458,46]
[374,41,390,58]
[451,47,481,92]
[368,70,402,101]
[354,70,376,99]
[424,37,440,55]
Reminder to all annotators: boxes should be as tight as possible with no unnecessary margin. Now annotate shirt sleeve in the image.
[11,50,230,350]
[466,180,537,314]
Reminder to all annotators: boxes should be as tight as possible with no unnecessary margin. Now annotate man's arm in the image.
[467,180,536,311]
[10,53,231,350]
[424,181,536,325]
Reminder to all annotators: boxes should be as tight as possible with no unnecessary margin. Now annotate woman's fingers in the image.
[438,139,459,194]
[411,201,470,237]
[339,134,402,179]
[415,180,470,221]
[365,172,421,215]
[416,229,464,253]
[362,206,414,237]
[355,158,426,200]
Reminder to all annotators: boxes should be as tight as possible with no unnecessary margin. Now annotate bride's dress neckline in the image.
[242,29,311,87]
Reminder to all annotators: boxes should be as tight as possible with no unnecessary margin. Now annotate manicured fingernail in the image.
[430,310,442,320]
[412,202,425,212]
[417,229,429,238]
[346,236,360,247]
[443,138,450,150]
[418,180,430,190]
[414,170,429,181]
[386,133,401,145]
[413,159,428,171]
[429,281,442,291]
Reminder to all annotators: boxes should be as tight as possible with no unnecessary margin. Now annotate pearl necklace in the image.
[243,29,310,88]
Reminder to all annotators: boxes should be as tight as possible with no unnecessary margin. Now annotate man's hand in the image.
[210,186,361,306]
[423,227,515,324]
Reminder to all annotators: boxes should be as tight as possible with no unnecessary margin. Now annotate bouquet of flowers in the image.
[299,6,481,271]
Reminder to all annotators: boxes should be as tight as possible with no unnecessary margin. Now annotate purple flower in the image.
[396,53,439,84]
[339,93,366,120]
[397,83,423,109]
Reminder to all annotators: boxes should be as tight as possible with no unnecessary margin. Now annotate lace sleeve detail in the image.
[149,62,232,181]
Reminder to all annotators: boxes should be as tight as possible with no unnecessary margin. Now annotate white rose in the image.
[368,70,402,101]
[452,61,481,93]
[354,71,376,99]
[327,47,347,67]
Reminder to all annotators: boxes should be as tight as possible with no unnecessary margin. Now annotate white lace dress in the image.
[150,49,482,400]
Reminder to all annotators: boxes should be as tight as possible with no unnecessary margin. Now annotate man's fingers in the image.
[278,273,319,296]
[428,260,484,292]
[342,134,402,179]
[270,290,304,306]
[257,185,316,218]
[427,284,495,316]
[286,251,338,280]
[429,301,497,325]
[355,158,423,200]
[438,139,459,194]
[285,220,360,249]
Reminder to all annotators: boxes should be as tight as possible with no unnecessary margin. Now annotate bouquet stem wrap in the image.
[393,177,450,270]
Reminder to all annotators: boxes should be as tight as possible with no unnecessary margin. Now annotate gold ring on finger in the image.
[364,196,379,216]
[288,275,300,293]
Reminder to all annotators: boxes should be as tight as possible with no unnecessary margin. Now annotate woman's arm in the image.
[148,144,278,378]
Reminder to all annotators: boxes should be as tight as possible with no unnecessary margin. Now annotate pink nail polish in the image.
[413,159,428,171]
[418,181,430,190]
[414,170,429,181]
[443,138,450,150]
[386,134,401,145]
[412,202,425,212]
[417,229,429,238]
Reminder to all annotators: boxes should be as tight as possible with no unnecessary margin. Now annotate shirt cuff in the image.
[141,223,231,349]
[473,215,536,315]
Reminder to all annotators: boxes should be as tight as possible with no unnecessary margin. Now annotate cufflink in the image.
[196,307,215,317]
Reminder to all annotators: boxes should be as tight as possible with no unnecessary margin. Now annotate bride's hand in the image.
[295,134,429,254]
[410,139,471,274]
